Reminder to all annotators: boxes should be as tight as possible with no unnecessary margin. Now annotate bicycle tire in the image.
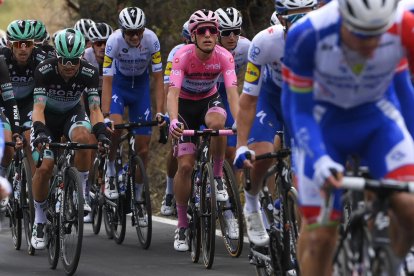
[60,167,83,276]
[7,163,22,250]
[47,170,60,269]
[103,204,114,239]
[190,170,201,263]
[371,246,397,276]
[200,162,216,269]
[21,158,35,255]
[131,156,152,249]
[112,195,126,244]
[283,190,300,274]
[89,159,102,235]
[217,160,243,258]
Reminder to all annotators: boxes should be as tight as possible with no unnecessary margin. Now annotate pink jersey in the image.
[169,44,237,100]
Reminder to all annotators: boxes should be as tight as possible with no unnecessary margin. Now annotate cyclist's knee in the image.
[70,126,90,144]
[301,227,337,255]
[177,160,193,177]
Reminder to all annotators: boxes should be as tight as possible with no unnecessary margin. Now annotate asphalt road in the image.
[0,215,256,276]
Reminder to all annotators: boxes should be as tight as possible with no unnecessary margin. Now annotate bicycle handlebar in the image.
[342,176,414,193]
[114,121,158,130]
[47,142,98,150]
[182,129,236,137]
[254,149,291,161]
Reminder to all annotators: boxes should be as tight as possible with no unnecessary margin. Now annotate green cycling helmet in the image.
[7,20,34,41]
[54,28,85,58]
[31,20,47,41]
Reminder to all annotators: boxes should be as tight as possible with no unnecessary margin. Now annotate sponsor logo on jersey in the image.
[205,63,220,70]
[165,61,172,76]
[38,63,53,74]
[122,48,128,53]
[103,56,113,68]
[152,51,161,64]
[81,67,95,77]
[226,69,235,75]
[229,57,234,63]
[174,57,179,63]
[245,62,260,84]
[170,69,181,76]
[249,46,261,62]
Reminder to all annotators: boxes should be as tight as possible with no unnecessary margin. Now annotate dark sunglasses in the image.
[11,40,34,48]
[195,26,218,35]
[281,13,307,24]
[123,28,144,37]
[93,40,107,47]
[220,29,241,37]
[58,56,81,67]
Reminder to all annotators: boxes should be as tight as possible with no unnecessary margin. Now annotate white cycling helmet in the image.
[118,7,145,30]
[215,7,242,30]
[88,22,113,42]
[74,18,95,40]
[338,0,398,35]
[0,36,7,48]
[182,21,191,41]
[270,11,281,25]
[0,29,6,38]
[275,0,317,14]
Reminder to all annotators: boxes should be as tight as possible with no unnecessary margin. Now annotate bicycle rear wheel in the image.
[283,189,301,274]
[60,167,83,276]
[200,162,216,269]
[89,159,102,235]
[217,160,243,257]
[21,158,35,255]
[7,163,22,250]
[189,171,201,263]
[131,156,152,249]
[112,195,126,244]
[103,203,114,239]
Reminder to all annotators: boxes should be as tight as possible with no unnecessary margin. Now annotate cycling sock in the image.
[244,190,260,213]
[176,204,189,228]
[107,160,115,177]
[135,183,143,201]
[79,171,89,200]
[0,165,6,177]
[166,176,174,195]
[213,157,224,178]
[34,200,47,224]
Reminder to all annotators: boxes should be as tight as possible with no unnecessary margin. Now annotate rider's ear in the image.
[191,32,196,43]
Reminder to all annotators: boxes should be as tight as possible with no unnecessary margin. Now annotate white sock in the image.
[34,200,47,224]
[106,160,115,177]
[166,176,174,195]
[135,183,143,201]
[244,190,260,214]
[79,171,89,200]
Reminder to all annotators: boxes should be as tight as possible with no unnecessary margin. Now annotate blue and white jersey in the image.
[103,29,162,77]
[283,0,414,165]
[243,25,285,97]
[217,36,250,84]
[83,47,99,69]
[164,43,185,84]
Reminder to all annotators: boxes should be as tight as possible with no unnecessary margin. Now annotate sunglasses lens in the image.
[220,29,241,37]
[284,13,306,24]
[12,40,34,48]
[124,29,144,37]
[58,57,80,66]
[196,26,218,35]
[94,41,106,47]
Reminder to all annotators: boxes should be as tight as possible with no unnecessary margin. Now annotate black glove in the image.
[31,121,51,149]
[32,132,51,148]
[92,122,110,140]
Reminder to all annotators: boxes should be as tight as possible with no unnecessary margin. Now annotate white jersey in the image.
[243,25,285,96]
[217,36,250,83]
[103,28,162,77]
[164,43,185,84]
[83,47,99,69]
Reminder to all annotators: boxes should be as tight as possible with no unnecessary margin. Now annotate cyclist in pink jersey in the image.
[167,9,239,252]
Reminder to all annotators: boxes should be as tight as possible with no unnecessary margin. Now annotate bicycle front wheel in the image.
[217,160,243,257]
[21,157,35,255]
[89,159,102,235]
[200,162,216,269]
[7,163,22,250]
[131,156,152,249]
[60,167,84,276]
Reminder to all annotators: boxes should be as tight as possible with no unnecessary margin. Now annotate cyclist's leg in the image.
[362,100,414,258]
[30,112,57,249]
[64,105,92,211]
[218,84,237,164]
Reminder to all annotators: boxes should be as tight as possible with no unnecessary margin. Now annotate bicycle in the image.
[37,141,97,276]
[5,134,35,255]
[245,149,301,276]
[183,128,241,269]
[333,175,404,275]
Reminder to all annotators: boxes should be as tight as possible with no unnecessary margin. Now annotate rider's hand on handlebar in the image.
[169,119,183,139]
[97,134,111,153]
[12,133,24,149]
[313,155,344,189]
[104,117,114,133]
[32,132,51,150]
[156,112,169,127]
[234,146,255,169]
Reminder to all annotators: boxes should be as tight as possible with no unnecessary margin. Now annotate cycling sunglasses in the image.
[93,40,107,47]
[281,13,307,24]
[11,40,34,48]
[220,29,241,37]
[58,56,81,67]
[195,26,218,35]
[123,28,145,37]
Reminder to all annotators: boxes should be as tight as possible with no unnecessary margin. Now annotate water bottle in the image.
[273,198,281,230]
[13,172,20,200]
